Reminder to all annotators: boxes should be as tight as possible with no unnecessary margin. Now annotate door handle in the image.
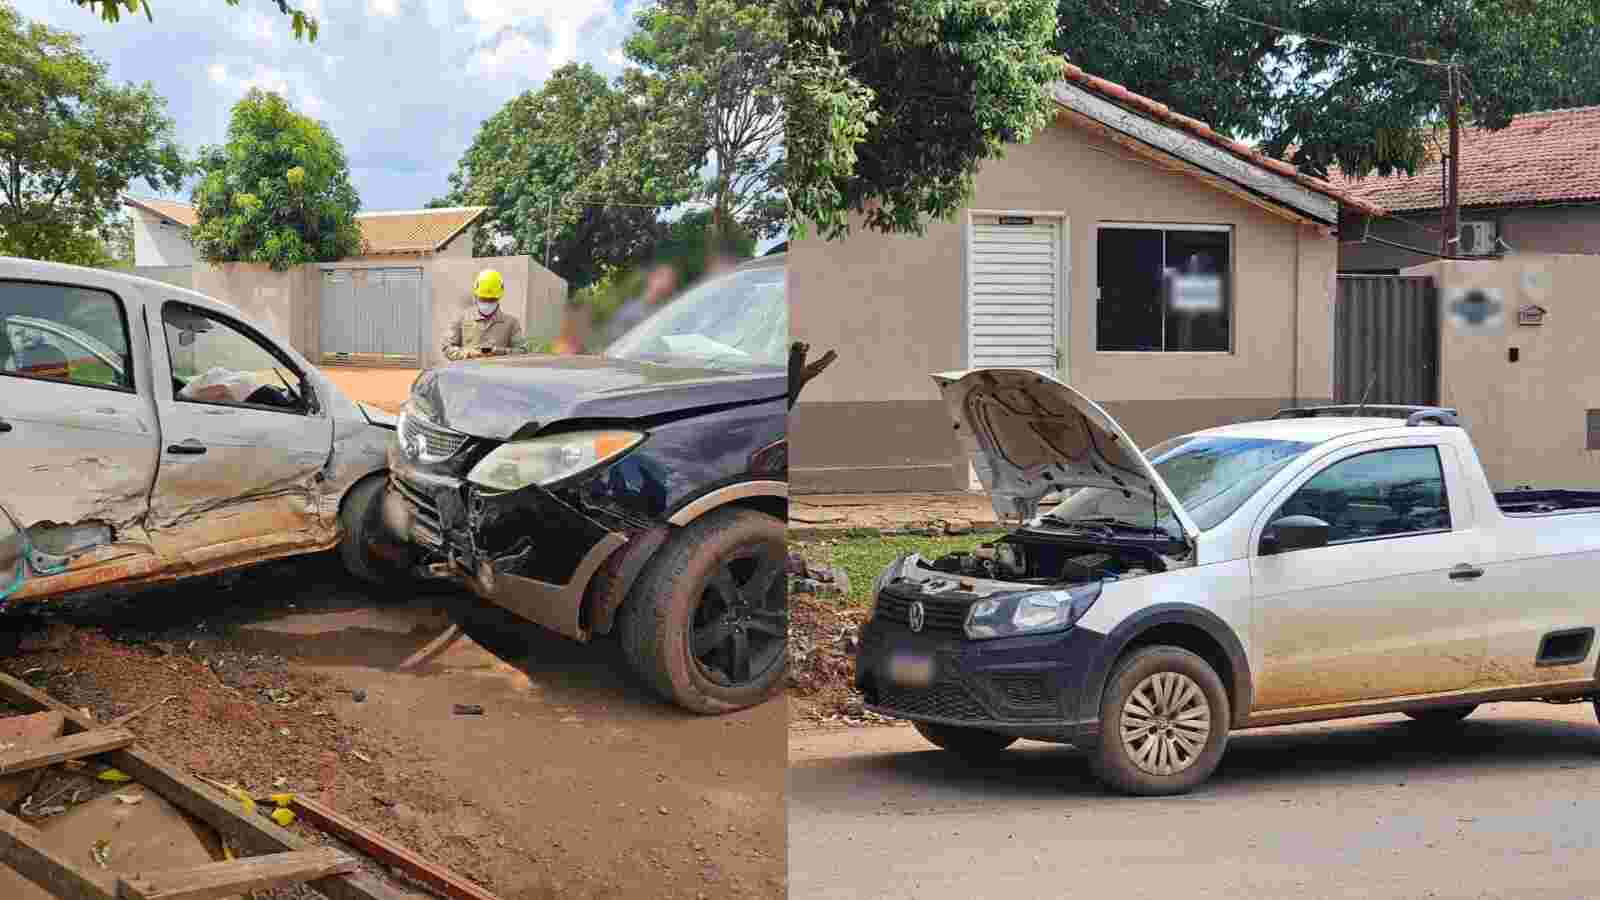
[0,417,11,433]
[1449,564,1484,581]
[167,440,207,455]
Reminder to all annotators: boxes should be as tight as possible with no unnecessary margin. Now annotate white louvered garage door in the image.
[966,217,1061,373]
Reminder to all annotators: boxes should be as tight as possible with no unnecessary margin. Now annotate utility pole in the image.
[1441,63,1461,258]
[544,195,555,269]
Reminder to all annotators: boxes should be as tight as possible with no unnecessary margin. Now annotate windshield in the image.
[1044,435,1316,534]
[605,263,787,371]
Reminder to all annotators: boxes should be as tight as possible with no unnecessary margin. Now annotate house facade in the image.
[122,198,487,270]
[789,65,1384,494]
[1336,106,1600,272]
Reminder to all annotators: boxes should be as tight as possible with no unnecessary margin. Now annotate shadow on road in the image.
[817,711,1600,799]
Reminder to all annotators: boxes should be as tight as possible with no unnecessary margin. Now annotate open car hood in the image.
[932,369,1199,543]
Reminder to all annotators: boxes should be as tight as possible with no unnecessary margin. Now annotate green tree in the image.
[0,2,187,265]
[435,64,671,290]
[781,0,1063,240]
[622,0,786,243]
[70,0,317,40]
[190,89,362,271]
[1054,0,1600,180]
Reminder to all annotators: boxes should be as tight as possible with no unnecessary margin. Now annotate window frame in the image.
[0,278,137,395]
[1093,221,1235,356]
[160,300,320,417]
[1267,444,1454,549]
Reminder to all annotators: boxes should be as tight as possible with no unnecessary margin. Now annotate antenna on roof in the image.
[1354,369,1380,416]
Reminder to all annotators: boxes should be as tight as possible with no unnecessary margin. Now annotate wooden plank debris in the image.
[288,796,505,900]
[116,847,357,900]
[0,728,136,776]
[396,624,463,671]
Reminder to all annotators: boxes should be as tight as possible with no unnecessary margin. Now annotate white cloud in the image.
[368,0,399,17]
[605,46,627,68]
[207,63,228,84]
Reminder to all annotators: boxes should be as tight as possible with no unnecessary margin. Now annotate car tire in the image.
[619,507,787,715]
[1088,646,1231,797]
[337,475,410,587]
[1404,704,1477,726]
[913,722,1018,758]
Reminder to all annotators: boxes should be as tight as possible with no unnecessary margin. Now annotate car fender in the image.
[666,480,788,527]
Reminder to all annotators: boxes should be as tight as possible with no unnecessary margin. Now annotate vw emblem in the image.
[908,601,926,633]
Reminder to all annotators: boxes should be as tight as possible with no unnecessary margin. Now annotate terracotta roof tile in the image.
[1328,106,1600,212]
[1059,64,1385,217]
[120,200,488,254]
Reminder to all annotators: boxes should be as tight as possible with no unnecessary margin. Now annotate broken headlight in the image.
[466,430,645,491]
[963,582,1103,640]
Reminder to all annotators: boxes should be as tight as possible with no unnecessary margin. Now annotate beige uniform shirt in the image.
[442,307,524,361]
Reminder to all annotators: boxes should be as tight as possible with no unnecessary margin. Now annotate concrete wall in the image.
[1340,205,1600,272]
[1406,254,1600,490]
[190,263,321,365]
[127,208,196,267]
[789,117,1338,493]
[132,266,194,291]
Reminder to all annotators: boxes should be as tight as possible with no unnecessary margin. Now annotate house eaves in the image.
[1051,66,1385,225]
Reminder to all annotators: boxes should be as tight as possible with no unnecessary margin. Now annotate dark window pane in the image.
[0,280,133,391]
[1277,447,1450,544]
[1163,230,1230,351]
[1096,228,1164,351]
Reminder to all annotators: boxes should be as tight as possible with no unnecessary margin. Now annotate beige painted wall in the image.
[790,116,1340,492]
[190,263,320,364]
[1406,254,1600,490]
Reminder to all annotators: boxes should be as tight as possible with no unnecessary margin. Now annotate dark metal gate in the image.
[1333,275,1439,405]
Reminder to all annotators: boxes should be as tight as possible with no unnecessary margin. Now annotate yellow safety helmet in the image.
[473,269,505,300]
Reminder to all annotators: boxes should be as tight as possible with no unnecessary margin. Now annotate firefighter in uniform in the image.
[442,269,524,361]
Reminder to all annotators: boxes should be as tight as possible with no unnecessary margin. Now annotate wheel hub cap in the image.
[1120,671,1211,776]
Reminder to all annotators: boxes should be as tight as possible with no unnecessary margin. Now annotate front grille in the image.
[878,680,988,722]
[875,591,973,634]
[399,412,470,463]
[992,674,1049,707]
[391,473,444,550]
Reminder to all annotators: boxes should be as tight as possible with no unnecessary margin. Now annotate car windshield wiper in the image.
[1036,515,1116,536]
[1073,516,1180,540]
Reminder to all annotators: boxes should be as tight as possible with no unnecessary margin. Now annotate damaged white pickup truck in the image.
[0,258,398,610]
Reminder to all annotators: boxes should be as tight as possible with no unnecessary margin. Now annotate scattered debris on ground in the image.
[786,593,890,729]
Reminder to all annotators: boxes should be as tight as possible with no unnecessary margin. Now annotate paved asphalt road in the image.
[789,702,1600,899]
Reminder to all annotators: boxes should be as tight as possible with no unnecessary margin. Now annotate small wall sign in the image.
[1518,304,1548,326]
[997,216,1035,225]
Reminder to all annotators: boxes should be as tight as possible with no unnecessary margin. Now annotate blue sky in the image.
[15,0,647,211]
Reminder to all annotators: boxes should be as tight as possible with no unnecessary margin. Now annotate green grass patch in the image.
[799,531,1008,607]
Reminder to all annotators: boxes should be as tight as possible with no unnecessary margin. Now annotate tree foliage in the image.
[190,89,361,271]
[1055,0,1600,180]
[781,0,1063,240]
[70,0,317,40]
[622,0,786,242]
[435,64,671,290]
[0,1,187,265]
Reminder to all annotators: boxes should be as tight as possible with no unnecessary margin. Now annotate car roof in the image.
[1188,417,1424,444]
[2,255,245,318]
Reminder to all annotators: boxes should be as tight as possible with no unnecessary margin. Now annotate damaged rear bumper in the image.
[381,464,629,642]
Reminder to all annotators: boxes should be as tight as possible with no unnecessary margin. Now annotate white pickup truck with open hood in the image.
[856,368,1600,795]
[0,257,399,612]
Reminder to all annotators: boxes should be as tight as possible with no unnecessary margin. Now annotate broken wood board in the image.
[118,847,357,900]
[0,712,66,812]
[289,796,505,900]
[0,790,230,900]
[0,673,410,900]
[0,727,135,777]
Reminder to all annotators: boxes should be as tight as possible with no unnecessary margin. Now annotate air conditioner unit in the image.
[1457,220,1497,257]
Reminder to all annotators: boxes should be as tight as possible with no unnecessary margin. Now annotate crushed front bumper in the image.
[855,600,1106,745]
[382,461,627,642]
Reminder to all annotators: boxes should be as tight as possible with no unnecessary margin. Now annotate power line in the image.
[1169,0,1449,68]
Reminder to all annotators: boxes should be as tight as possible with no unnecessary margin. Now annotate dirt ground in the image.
[320,366,420,414]
[789,704,1600,899]
[790,493,997,532]
[4,554,783,899]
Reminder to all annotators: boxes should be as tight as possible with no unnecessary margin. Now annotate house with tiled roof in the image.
[1333,106,1600,272]
[789,64,1385,494]
[121,197,488,267]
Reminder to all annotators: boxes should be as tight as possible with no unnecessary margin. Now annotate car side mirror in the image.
[1260,515,1331,555]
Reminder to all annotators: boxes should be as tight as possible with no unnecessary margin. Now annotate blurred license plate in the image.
[884,651,936,688]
